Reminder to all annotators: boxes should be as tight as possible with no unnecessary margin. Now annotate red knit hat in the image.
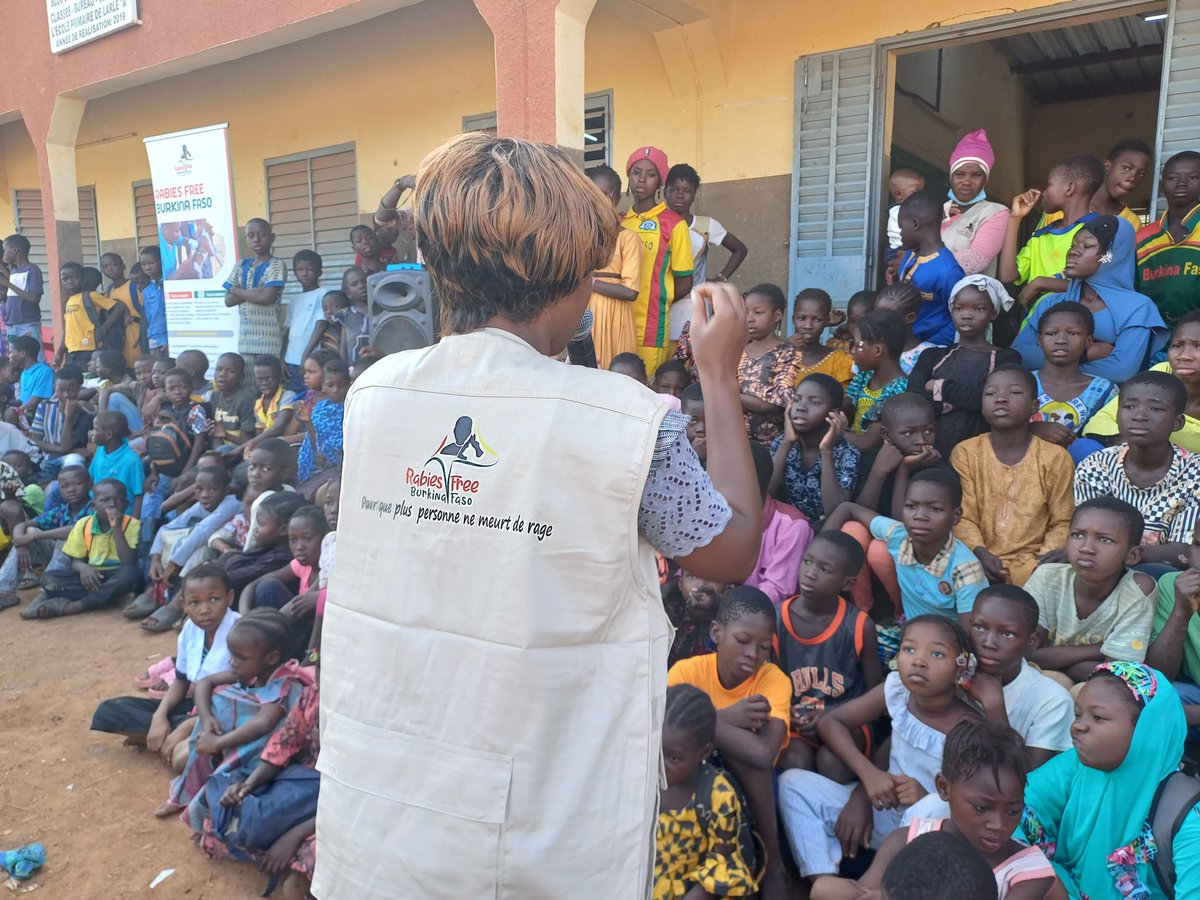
[626,146,668,183]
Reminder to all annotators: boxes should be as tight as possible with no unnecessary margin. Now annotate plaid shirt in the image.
[33,499,94,531]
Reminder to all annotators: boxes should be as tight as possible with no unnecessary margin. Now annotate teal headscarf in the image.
[1022,663,1185,899]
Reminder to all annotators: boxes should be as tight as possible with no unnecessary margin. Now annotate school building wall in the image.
[0,0,1070,315]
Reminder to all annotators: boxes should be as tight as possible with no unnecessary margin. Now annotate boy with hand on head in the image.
[20,478,140,620]
[88,411,144,515]
[1136,150,1200,327]
[895,190,966,345]
[1024,497,1156,690]
[138,246,169,357]
[208,353,256,456]
[769,374,859,528]
[0,234,43,340]
[282,250,326,392]
[1000,154,1105,309]
[0,466,92,611]
[775,532,882,780]
[1073,371,1200,567]
[823,468,988,630]
[223,218,286,366]
[667,586,793,900]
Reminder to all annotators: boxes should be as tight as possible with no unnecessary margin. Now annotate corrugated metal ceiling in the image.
[994,12,1166,103]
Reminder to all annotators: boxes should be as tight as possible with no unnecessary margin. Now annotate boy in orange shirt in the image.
[667,586,792,900]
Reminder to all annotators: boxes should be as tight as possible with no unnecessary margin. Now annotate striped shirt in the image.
[1074,444,1200,545]
[1135,204,1200,327]
[224,257,286,355]
[620,203,694,350]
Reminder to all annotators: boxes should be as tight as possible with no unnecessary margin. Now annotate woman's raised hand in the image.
[689,283,747,381]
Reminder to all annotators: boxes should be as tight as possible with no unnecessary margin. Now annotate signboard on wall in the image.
[47,0,138,53]
[144,124,240,362]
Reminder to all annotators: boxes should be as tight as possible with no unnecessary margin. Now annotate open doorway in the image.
[889,10,1166,227]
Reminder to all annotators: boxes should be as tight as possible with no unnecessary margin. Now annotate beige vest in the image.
[313,328,670,899]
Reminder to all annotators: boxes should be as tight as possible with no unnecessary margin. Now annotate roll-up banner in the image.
[144,124,239,363]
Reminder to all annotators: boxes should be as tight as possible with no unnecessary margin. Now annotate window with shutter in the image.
[265,144,359,299]
[1153,0,1200,218]
[13,186,101,324]
[133,181,158,255]
[790,47,881,308]
[463,90,613,166]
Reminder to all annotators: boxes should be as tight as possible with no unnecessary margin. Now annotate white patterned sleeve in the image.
[638,411,733,559]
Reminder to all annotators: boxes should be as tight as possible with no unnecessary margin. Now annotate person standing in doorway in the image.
[313,133,762,900]
[940,130,1010,277]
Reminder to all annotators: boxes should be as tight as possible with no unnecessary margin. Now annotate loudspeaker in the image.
[366,265,438,355]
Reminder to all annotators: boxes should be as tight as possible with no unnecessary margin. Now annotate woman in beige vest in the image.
[313,132,763,900]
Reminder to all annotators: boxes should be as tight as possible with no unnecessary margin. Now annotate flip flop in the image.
[18,594,71,620]
[140,604,183,633]
[15,572,39,589]
[123,592,159,620]
[135,656,176,690]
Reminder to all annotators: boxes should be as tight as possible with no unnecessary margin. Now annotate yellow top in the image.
[63,291,116,353]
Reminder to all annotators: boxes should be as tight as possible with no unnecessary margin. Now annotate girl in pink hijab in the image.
[941,130,1010,277]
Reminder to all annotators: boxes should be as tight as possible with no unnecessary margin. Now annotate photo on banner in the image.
[143,124,240,369]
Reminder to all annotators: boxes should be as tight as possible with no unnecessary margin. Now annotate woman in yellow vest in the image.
[314,132,763,900]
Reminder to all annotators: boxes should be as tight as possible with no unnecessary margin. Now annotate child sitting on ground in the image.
[1024,498,1156,691]
[789,288,854,387]
[778,616,981,883]
[215,491,306,596]
[1021,663,1200,897]
[87,411,144,515]
[1073,371,1200,568]
[126,465,240,624]
[0,450,45,532]
[284,349,339,448]
[29,366,92,481]
[825,468,988,628]
[827,290,875,355]
[99,356,155,435]
[667,587,792,900]
[0,465,92,611]
[845,310,909,451]
[20,479,140,620]
[146,367,209,478]
[306,479,341,660]
[1000,154,1105,309]
[208,353,256,458]
[664,569,728,667]
[909,276,1022,456]
[654,684,757,899]
[738,284,801,443]
[746,441,811,606]
[873,283,936,375]
[895,191,966,345]
[610,352,648,385]
[813,719,1058,900]
[91,563,241,772]
[157,609,312,822]
[1029,301,1116,464]
[247,355,297,455]
[775,533,881,779]
[901,586,1075,826]
[951,367,1074,588]
[240,505,328,658]
[768,374,858,527]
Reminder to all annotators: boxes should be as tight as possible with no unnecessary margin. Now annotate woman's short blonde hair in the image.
[414,132,618,335]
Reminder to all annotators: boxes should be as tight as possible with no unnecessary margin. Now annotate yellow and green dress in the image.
[621,202,694,373]
[654,763,756,899]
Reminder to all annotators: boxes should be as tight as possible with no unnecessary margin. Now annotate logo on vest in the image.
[405,415,499,506]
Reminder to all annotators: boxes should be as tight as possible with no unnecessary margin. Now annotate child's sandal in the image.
[19,595,71,620]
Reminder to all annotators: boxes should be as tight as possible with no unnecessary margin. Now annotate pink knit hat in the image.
[627,146,669,183]
[949,129,995,177]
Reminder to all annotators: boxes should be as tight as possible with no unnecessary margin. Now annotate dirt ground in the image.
[0,594,267,899]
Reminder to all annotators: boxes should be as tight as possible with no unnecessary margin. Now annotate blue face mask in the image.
[948,187,988,206]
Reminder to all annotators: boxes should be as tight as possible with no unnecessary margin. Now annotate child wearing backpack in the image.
[1021,662,1200,898]
[654,684,757,899]
[146,367,208,477]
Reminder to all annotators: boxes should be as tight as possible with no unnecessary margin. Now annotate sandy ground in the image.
[0,595,267,898]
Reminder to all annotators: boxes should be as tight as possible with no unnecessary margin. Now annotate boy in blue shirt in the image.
[895,190,965,345]
[8,334,53,424]
[89,411,145,515]
[138,245,169,357]
[823,467,987,631]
